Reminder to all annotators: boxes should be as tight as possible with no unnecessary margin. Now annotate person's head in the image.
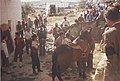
[80,14,83,17]
[28,18,31,21]
[26,28,30,32]
[36,16,38,19]
[15,32,20,38]
[60,24,63,28]
[117,0,120,4]
[38,14,41,16]
[55,23,58,27]
[40,27,44,31]
[59,31,64,37]
[64,17,67,20]
[75,19,78,23]
[18,21,21,24]
[114,2,120,10]
[32,34,37,41]
[105,7,120,27]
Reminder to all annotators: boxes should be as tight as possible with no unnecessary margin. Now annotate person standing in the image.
[38,14,43,27]
[16,21,23,38]
[38,24,47,56]
[103,7,120,73]
[31,34,43,75]
[14,32,25,68]
[43,17,47,26]
[25,28,32,54]
[53,23,62,40]
[34,16,39,29]
[78,14,84,22]
[22,19,26,31]
[27,18,33,30]
[62,17,70,27]
[86,12,93,22]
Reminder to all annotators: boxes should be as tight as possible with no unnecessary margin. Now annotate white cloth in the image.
[62,20,70,27]
[32,41,39,49]
[1,40,9,58]
[25,31,32,39]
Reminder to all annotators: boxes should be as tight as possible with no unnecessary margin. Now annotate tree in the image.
[22,2,35,19]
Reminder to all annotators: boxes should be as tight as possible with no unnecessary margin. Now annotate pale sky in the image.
[21,0,40,2]
[21,0,80,2]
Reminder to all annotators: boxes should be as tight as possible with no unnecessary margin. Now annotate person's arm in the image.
[2,41,9,58]
[67,21,70,26]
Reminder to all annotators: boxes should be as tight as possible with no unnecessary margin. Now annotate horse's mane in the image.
[79,30,89,40]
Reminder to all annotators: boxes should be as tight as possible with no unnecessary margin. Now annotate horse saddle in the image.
[68,43,82,50]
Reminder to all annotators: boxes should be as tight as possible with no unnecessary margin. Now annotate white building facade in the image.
[0,0,22,38]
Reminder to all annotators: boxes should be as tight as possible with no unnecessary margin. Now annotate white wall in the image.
[0,0,22,38]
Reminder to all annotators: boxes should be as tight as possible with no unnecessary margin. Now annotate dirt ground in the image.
[1,43,104,81]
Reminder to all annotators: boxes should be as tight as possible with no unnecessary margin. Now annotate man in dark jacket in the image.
[16,21,23,38]
[38,24,47,56]
[103,7,120,72]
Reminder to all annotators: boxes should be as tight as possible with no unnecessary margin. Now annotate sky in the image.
[21,0,81,2]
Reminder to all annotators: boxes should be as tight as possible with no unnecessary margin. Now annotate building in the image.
[0,0,22,38]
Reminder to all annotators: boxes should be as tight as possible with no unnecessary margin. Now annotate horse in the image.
[73,29,95,68]
[52,29,94,81]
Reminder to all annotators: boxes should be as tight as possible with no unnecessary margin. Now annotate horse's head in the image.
[79,28,93,45]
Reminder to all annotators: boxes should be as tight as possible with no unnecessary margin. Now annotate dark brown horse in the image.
[52,29,95,81]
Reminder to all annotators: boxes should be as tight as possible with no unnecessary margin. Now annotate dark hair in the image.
[59,31,64,36]
[18,21,21,23]
[75,19,78,23]
[15,32,20,36]
[105,7,120,20]
[32,34,37,40]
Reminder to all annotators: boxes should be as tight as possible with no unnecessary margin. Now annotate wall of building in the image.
[0,0,22,38]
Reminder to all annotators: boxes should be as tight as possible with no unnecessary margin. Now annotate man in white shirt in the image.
[62,17,70,27]
[1,35,11,73]
[25,28,32,54]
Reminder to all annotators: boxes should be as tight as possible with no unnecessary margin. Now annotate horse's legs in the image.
[82,58,86,79]
[52,73,56,81]
[77,60,82,77]
[56,73,63,81]
[87,53,93,69]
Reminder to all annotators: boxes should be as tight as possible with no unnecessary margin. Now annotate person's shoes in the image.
[38,69,43,72]
[13,62,17,68]
[19,62,22,68]
[33,72,38,75]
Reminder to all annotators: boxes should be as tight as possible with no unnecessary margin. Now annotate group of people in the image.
[1,1,120,78]
[1,14,47,75]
